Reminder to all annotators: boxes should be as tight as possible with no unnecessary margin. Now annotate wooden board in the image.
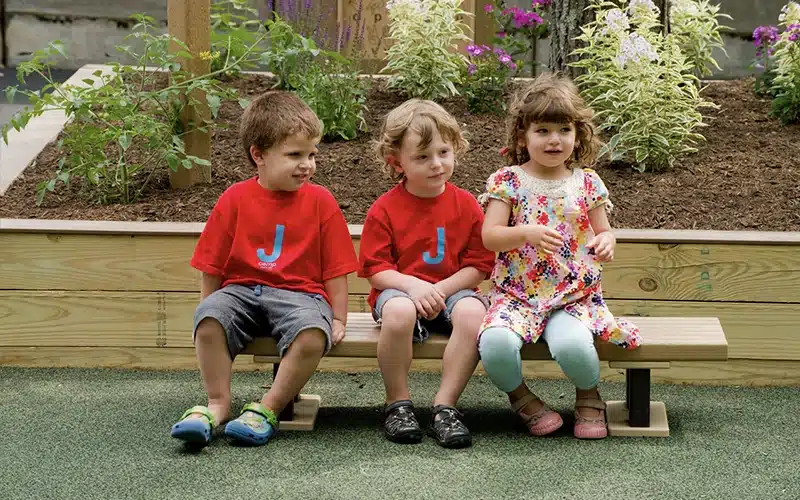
[0,291,197,347]
[2,230,798,303]
[2,291,799,360]
[1,347,798,387]
[606,401,669,437]
[243,313,728,361]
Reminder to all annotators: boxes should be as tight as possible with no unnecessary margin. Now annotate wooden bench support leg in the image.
[606,362,671,438]
[269,360,320,432]
[628,368,650,427]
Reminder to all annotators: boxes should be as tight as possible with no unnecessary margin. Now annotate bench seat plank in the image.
[243,314,728,362]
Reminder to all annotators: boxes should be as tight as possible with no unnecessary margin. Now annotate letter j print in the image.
[257,224,285,263]
[423,227,445,265]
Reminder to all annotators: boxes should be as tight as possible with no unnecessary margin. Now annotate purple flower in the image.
[494,47,507,57]
[499,54,512,65]
[753,25,779,57]
[484,3,494,13]
[788,24,800,42]
[466,43,483,56]
[468,63,478,75]
[531,0,552,6]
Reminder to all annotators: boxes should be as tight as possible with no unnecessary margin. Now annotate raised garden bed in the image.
[1,69,799,231]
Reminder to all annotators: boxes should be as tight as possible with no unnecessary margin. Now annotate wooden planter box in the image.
[1,218,798,386]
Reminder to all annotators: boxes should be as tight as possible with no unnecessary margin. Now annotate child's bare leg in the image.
[433,297,484,407]
[261,328,327,414]
[376,297,417,403]
[192,317,234,424]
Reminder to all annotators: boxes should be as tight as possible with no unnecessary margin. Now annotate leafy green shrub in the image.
[293,52,369,141]
[2,15,252,204]
[210,0,266,76]
[769,2,800,124]
[669,0,731,78]
[382,0,471,100]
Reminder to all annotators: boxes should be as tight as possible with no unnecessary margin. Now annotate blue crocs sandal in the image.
[171,405,216,446]
[224,402,278,446]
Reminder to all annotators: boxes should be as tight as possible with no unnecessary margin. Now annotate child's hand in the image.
[587,231,615,262]
[408,279,446,320]
[523,224,564,254]
[331,319,346,346]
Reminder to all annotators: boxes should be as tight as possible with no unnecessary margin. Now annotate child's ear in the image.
[387,155,403,173]
[249,145,264,165]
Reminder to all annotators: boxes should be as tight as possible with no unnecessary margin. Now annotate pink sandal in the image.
[511,393,563,436]
[573,398,608,439]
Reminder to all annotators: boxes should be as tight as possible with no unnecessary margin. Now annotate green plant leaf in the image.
[118,134,132,151]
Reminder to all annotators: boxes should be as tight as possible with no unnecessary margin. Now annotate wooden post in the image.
[167,0,212,189]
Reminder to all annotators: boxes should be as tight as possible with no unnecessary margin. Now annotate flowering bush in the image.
[752,25,780,95]
[570,0,714,172]
[461,44,516,114]
[383,0,471,100]
[769,3,800,124]
[669,0,731,78]
[483,1,550,73]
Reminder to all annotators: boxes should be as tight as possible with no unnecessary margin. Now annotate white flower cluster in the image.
[628,0,658,14]
[386,0,425,13]
[615,32,659,68]
[779,2,800,24]
[605,8,630,32]
[671,0,699,16]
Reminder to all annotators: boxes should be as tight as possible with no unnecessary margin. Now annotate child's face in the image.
[251,132,320,192]
[521,121,576,170]
[392,127,454,198]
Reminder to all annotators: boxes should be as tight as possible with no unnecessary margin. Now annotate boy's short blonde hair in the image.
[374,99,468,182]
[240,90,322,167]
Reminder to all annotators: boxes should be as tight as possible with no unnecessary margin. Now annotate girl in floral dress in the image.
[478,73,641,439]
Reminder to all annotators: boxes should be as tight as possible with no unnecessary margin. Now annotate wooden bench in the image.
[243,313,728,437]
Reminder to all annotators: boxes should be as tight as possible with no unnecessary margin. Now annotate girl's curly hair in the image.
[503,72,602,168]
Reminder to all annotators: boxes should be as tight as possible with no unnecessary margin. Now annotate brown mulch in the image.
[1,76,799,231]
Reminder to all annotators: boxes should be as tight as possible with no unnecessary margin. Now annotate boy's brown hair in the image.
[239,90,322,167]
[504,72,602,168]
[374,99,469,182]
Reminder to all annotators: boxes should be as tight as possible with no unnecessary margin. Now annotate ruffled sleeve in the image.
[583,168,613,213]
[478,167,520,211]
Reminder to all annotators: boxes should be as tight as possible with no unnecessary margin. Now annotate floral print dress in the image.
[478,166,641,349]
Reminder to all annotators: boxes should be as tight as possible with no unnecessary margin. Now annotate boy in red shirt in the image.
[359,99,495,448]
[170,91,358,447]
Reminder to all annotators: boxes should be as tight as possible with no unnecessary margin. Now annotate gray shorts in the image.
[193,284,333,359]
[372,288,488,343]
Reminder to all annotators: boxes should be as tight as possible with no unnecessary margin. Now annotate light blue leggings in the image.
[479,310,600,392]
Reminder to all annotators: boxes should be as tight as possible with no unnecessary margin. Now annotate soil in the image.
[1,76,799,231]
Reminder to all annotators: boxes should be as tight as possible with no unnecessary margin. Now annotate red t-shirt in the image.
[191,178,358,304]
[358,182,496,309]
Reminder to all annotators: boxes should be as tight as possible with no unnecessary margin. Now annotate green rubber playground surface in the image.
[0,367,797,500]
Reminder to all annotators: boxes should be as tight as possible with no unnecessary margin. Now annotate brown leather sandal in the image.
[511,393,563,436]
[573,398,608,439]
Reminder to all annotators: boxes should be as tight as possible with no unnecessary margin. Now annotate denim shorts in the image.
[193,284,333,359]
[372,288,488,343]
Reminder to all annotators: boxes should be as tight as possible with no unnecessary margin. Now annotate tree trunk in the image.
[656,0,670,34]
[548,0,595,78]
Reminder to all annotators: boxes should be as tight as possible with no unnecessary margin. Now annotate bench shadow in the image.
[308,405,579,438]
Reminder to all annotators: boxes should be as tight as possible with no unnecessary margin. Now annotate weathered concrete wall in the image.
[0,0,791,77]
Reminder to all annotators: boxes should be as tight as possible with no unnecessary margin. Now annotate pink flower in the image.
[484,3,494,13]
